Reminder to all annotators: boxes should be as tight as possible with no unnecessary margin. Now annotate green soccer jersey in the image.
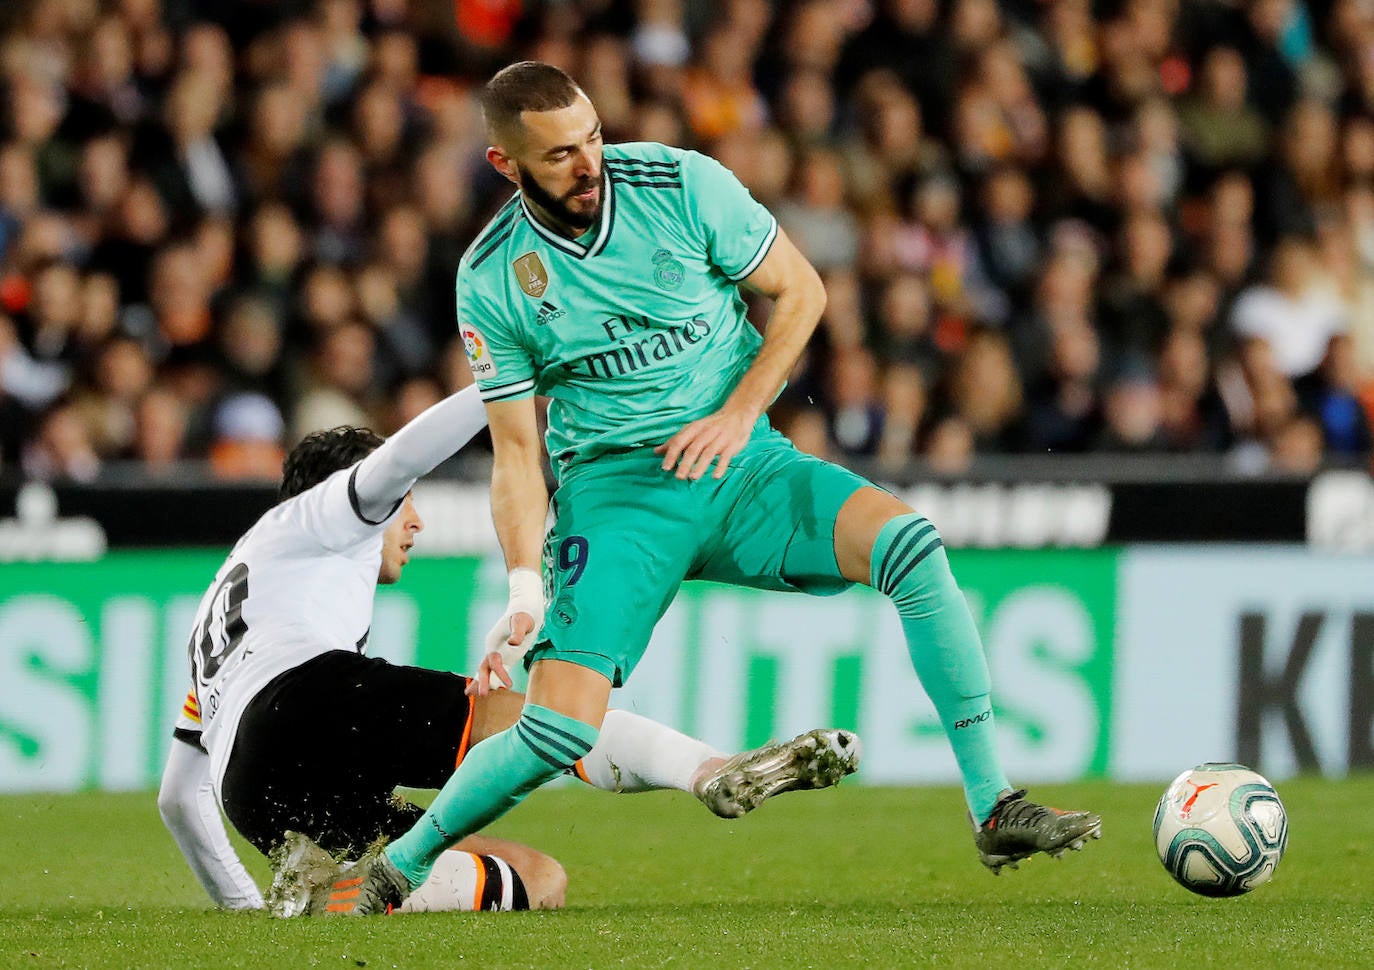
[456,141,779,475]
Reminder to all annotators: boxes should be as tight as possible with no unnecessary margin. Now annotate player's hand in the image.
[468,650,512,697]
[655,406,756,480]
[468,616,528,696]
[469,568,543,694]
[468,610,532,696]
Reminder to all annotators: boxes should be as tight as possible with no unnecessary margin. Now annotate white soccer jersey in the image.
[188,462,396,790]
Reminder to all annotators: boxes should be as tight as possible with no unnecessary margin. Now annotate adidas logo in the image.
[535,301,566,326]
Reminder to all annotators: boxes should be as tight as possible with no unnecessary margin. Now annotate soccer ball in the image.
[1153,763,1288,897]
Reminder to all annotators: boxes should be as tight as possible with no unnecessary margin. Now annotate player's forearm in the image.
[723,273,826,418]
[491,451,548,572]
[157,738,264,910]
[352,385,488,517]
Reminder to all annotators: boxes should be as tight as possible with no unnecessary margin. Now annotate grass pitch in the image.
[2,778,1371,969]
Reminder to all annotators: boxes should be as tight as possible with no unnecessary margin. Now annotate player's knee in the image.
[155,787,180,829]
[520,852,568,910]
[514,706,599,774]
[872,513,955,612]
[156,776,189,830]
[473,850,564,911]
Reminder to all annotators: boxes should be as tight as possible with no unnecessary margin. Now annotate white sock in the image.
[577,710,724,793]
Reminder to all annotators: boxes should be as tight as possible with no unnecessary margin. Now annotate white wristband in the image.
[482,567,544,688]
[507,567,542,613]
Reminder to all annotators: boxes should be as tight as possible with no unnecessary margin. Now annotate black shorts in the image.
[221,651,476,856]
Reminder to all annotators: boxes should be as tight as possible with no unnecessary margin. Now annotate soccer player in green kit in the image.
[298,62,1101,915]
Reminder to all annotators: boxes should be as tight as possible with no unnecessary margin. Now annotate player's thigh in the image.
[833,485,918,585]
[228,652,474,798]
[222,653,473,851]
[697,429,872,595]
[221,656,386,853]
[532,466,699,686]
[341,655,478,788]
[469,687,527,745]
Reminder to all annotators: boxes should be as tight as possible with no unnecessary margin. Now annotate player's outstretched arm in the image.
[657,228,826,480]
[349,384,488,522]
[471,394,547,696]
[157,736,264,910]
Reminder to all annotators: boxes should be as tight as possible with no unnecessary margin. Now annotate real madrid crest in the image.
[652,248,685,291]
[513,251,549,298]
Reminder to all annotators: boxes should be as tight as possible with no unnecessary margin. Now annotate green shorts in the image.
[526,418,872,686]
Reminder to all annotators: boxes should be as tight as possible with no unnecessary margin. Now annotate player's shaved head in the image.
[482,61,584,146]
[279,426,384,501]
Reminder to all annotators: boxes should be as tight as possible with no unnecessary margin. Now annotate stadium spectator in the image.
[947,328,1024,451]
[217,291,287,406]
[386,372,444,432]
[208,390,286,480]
[355,258,432,383]
[22,401,100,482]
[306,137,367,265]
[132,383,190,472]
[1098,211,1174,361]
[1269,413,1325,474]
[924,414,975,474]
[1342,115,1374,184]
[240,201,304,313]
[776,146,860,272]
[844,77,946,213]
[74,334,154,457]
[975,165,1042,304]
[146,70,238,220]
[680,23,765,142]
[1230,235,1347,388]
[74,133,132,236]
[237,82,311,208]
[836,0,952,134]
[1023,321,1102,454]
[71,14,147,128]
[1157,327,1231,452]
[826,346,882,458]
[1178,46,1269,176]
[0,308,65,409]
[291,318,376,441]
[1094,360,1169,453]
[1255,99,1341,245]
[876,362,926,471]
[292,261,355,342]
[87,175,168,305]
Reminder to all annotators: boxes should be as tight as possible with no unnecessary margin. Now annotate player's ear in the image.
[487,146,519,184]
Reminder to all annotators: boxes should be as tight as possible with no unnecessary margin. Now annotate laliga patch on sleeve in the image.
[460,323,497,378]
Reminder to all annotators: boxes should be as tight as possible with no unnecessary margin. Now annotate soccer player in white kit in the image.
[157,385,861,913]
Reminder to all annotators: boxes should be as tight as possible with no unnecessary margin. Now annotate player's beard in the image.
[517,164,602,233]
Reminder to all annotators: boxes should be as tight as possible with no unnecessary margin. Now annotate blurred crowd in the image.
[1,0,1373,484]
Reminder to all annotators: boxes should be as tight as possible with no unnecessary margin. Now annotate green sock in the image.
[385,704,598,888]
[870,514,1010,823]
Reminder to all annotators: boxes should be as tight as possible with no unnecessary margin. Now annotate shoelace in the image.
[986,789,1045,830]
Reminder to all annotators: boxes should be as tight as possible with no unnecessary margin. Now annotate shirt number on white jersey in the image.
[191,562,250,681]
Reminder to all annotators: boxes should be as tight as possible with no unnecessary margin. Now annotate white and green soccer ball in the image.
[1153,763,1288,897]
